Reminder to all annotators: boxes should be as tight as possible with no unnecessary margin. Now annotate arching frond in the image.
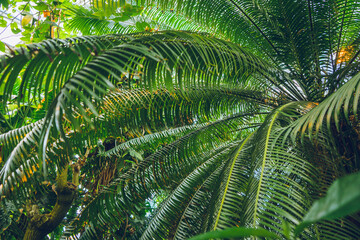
[103,123,207,157]
[74,111,263,238]
[65,6,137,35]
[0,84,268,198]
[119,112,263,188]
[0,119,44,151]
[130,0,360,99]
[239,103,317,237]
[141,7,208,33]
[1,31,273,171]
[0,120,44,186]
[290,72,360,141]
[0,34,130,106]
[140,144,235,239]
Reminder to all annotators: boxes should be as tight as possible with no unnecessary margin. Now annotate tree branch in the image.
[23,167,77,240]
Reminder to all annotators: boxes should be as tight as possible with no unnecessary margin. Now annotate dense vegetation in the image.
[0,0,360,239]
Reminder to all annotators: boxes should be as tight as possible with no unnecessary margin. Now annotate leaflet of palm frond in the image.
[289,72,360,142]
[66,6,137,35]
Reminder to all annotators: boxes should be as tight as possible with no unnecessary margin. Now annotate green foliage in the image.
[295,171,360,236]
[0,0,359,239]
[189,227,280,240]
[191,171,360,240]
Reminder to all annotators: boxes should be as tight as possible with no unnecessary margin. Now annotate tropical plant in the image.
[0,0,359,239]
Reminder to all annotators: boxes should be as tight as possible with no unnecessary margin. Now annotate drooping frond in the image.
[104,123,207,157]
[0,120,44,186]
[76,111,264,238]
[0,34,129,106]
[1,31,273,168]
[129,0,360,100]
[239,103,317,237]
[0,120,44,151]
[66,6,138,35]
[141,7,209,33]
[290,72,360,140]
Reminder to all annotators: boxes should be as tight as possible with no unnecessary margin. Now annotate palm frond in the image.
[141,7,208,33]
[1,31,273,171]
[139,144,235,239]
[290,72,360,141]
[104,123,207,157]
[119,112,263,189]
[75,112,263,238]
[0,120,44,185]
[0,119,44,151]
[0,35,128,106]
[171,133,255,239]
[132,0,360,100]
[65,6,137,35]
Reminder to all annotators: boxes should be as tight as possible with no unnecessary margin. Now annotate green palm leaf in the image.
[290,72,360,141]
[139,144,233,239]
[233,103,317,237]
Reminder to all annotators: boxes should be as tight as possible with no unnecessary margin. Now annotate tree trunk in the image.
[23,182,76,240]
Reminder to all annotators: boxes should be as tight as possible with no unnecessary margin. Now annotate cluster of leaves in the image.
[0,0,359,239]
